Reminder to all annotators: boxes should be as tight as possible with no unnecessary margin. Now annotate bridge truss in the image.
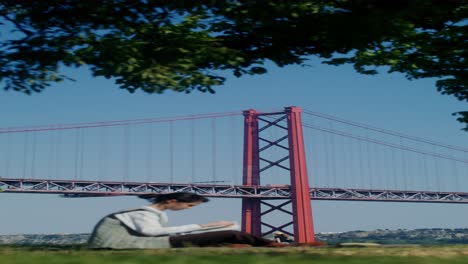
[2,178,468,203]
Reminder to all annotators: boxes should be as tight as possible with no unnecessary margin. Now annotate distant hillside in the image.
[0,234,89,245]
[316,228,468,245]
[1,228,468,245]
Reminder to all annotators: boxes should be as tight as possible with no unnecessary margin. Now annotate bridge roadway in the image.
[1,178,468,203]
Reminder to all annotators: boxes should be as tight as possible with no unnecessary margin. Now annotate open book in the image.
[186,222,240,234]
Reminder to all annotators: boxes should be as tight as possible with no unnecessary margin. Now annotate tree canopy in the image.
[0,1,467,129]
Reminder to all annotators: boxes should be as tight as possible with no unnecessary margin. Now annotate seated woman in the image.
[88,192,283,249]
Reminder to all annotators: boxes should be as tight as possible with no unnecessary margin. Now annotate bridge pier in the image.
[241,109,262,237]
[241,107,315,243]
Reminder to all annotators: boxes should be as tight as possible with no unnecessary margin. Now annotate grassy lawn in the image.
[1,245,468,264]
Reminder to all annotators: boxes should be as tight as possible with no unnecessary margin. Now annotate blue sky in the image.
[0,58,467,235]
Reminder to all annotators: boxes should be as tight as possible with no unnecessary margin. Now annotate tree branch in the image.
[2,14,34,38]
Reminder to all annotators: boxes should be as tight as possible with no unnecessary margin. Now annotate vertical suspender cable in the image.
[462,151,468,192]
[376,138,383,189]
[170,121,174,183]
[97,127,107,180]
[102,127,109,178]
[357,138,364,189]
[30,131,37,179]
[191,118,195,183]
[1,134,3,176]
[350,137,356,188]
[305,121,314,187]
[146,123,153,182]
[400,137,408,190]
[123,125,130,181]
[420,153,425,190]
[74,129,80,180]
[391,148,397,190]
[55,130,61,179]
[365,130,372,189]
[47,129,54,179]
[386,146,393,190]
[452,158,458,192]
[1,134,3,175]
[340,128,347,189]
[5,132,11,177]
[230,116,235,185]
[212,117,217,182]
[423,154,429,190]
[347,133,353,188]
[328,121,337,188]
[381,144,388,190]
[79,128,85,180]
[22,132,29,178]
[353,137,359,189]
[434,145,441,192]
[322,132,329,187]
[373,138,381,189]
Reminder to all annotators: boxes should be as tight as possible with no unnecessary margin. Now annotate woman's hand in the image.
[200,221,236,228]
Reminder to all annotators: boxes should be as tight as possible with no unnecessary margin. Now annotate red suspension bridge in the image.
[1,106,467,242]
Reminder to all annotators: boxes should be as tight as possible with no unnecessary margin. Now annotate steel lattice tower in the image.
[241,106,315,243]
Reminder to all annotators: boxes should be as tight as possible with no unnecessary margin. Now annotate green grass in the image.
[1,245,468,264]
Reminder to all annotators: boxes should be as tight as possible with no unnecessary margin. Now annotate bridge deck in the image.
[1,178,468,203]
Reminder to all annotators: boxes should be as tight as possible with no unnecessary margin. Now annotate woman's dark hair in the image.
[138,192,209,204]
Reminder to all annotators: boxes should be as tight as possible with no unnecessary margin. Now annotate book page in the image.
[184,222,240,234]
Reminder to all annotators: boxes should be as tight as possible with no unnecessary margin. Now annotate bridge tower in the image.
[241,106,315,243]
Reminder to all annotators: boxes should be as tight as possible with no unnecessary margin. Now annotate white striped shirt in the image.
[114,206,203,236]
